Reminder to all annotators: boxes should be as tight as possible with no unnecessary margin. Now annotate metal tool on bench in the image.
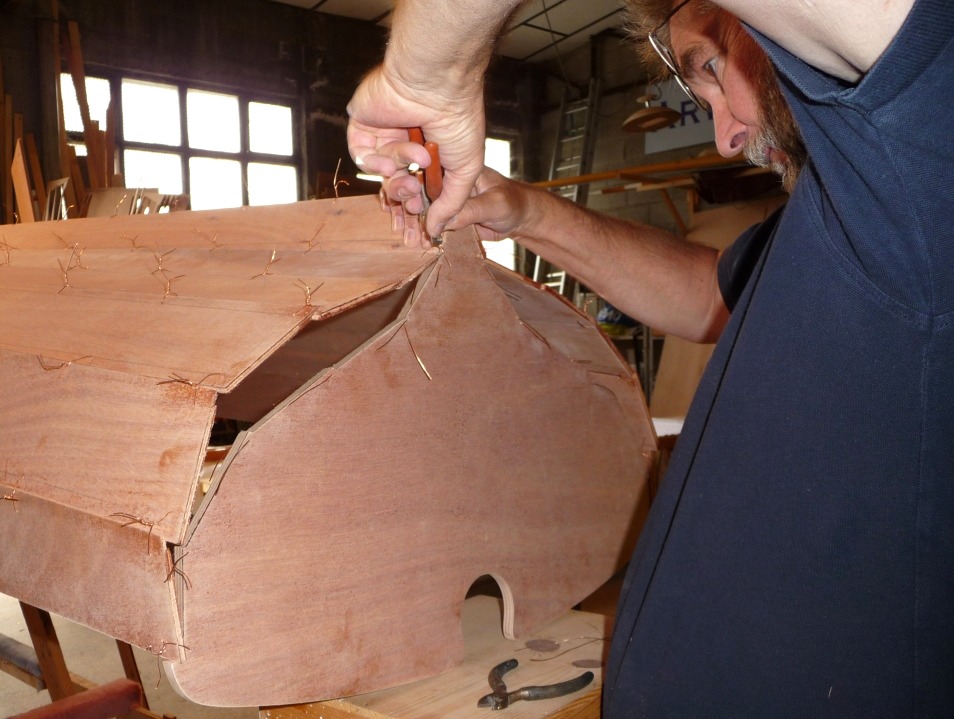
[407,126,444,245]
[476,657,595,710]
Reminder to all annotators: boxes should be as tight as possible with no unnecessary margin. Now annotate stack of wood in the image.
[0,54,52,224]
[5,5,120,225]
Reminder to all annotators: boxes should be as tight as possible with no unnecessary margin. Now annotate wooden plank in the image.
[0,197,435,392]
[53,11,85,217]
[167,226,654,706]
[67,145,88,216]
[104,100,117,187]
[34,0,59,206]
[0,195,420,252]
[5,93,14,223]
[0,632,45,689]
[115,641,151,711]
[49,1,78,217]
[65,21,103,190]
[0,349,214,541]
[649,336,716,418]
[264,596,604,719]
[7,677,142,719]
[0,494,181,659]
[19,604,75,701]
[50,0,70,177]
[86,121,105,191]
[11,139,37,223]
[0,55,5,217]
[25,134,47,204]
[215,281,415,422]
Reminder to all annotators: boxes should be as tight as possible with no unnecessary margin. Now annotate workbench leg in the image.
[116,640,151,711]
[19,603,75,702]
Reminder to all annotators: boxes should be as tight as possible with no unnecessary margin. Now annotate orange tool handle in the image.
[408,127,443,202]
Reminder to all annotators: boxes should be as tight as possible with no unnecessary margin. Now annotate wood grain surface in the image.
[167,223,654,706]
[0,196,654,706]
[263,596,607,719]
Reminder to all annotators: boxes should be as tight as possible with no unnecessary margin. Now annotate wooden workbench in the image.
[261,595,612,719]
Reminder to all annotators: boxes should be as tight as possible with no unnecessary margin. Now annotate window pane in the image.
[248,163,298,206]
[122,79,181,146]
[249,102,293,156]
[482,138,515,270]
[484,138,511,176]
[60,74,111,134]
[189,157,243,210]
[187,90,240,152]
[123,150,183,194]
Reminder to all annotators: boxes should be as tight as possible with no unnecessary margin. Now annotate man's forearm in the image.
[386,0,525,94]
[510,185,727,343]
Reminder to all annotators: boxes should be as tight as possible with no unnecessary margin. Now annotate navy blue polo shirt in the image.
[603,0,954,715]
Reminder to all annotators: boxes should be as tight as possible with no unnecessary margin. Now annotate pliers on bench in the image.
[476,657,594,710]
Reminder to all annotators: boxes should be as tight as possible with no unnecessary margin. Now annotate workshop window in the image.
[60,74,300,210]
[482,137,515,270]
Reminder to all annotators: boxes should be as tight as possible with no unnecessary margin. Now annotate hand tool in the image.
[476,657,595,710]
[407,126,444,245]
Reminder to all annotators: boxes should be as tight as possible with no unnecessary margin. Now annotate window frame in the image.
[61,70,303,207]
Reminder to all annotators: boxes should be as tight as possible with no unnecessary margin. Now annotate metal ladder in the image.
[533,78,601,300]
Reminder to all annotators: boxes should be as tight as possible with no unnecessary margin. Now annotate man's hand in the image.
[445,167,530,244]
[345,0,527,247]
[347,64,487,248]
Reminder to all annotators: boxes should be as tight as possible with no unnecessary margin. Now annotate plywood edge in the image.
[308,257,436,324]
[183,262,436,544]
[182,430,252,546]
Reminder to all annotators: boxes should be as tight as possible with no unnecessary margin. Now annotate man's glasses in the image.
[647,0,710,111]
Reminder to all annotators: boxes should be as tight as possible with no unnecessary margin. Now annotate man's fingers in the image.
[424,165,482,238]
[350,143,432,179]
[383,174,426,214]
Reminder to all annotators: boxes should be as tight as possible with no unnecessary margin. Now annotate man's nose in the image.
[712,103,748,159]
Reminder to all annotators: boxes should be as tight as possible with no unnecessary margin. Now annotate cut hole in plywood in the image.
[214,280,416,425]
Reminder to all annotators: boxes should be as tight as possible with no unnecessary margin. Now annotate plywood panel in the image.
[649,336,717,418]
[0,196,436,669]
[687,195,786,251]
[0,492,181,659]
[269,596,606,719]
[0,349,214,542]
[167,228,654,707]
[0,196,654,707]
[0,196,435,392]
[0,198,415,252]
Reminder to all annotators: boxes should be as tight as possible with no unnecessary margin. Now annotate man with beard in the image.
[348,0,806,341]
[348,0,954,715]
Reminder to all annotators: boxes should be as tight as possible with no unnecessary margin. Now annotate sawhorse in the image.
[0,602,173,719]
